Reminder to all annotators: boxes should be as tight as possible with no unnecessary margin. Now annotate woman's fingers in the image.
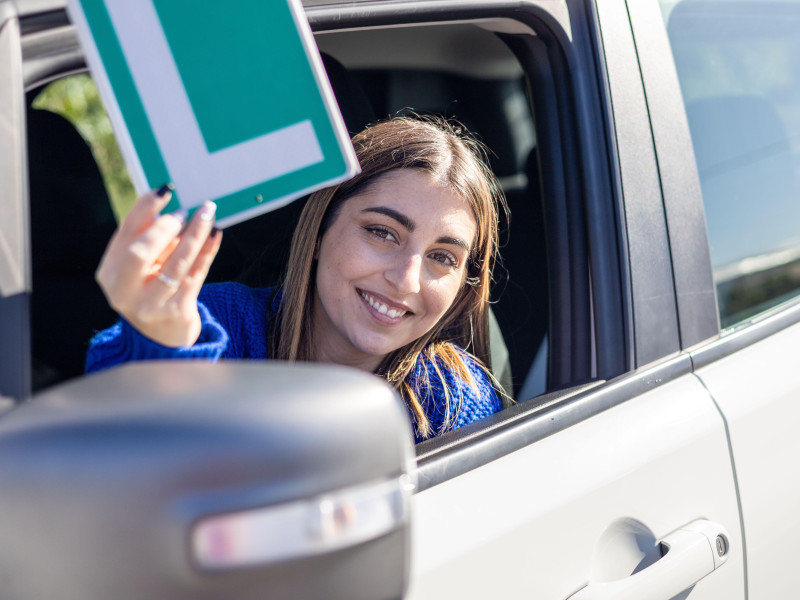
[103,211,186,309]
[173,227,223,307]
[95,186,224,348]
[97,186,178,292]
[148,201,217,293]
[130,211,186,264]
[117,185,175,240]
[97,188,187,313]
[154,237,181,270]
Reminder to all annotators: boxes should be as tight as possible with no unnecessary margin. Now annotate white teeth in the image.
[361,292,406,318]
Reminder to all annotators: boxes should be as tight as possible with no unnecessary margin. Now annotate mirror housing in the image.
[0,362,415,599]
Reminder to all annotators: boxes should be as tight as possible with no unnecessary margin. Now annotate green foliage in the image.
[33,74,136,220]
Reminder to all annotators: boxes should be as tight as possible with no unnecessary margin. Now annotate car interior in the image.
[26,20,551,407]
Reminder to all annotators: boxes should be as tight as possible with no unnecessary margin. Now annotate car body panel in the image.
[694,318,800,598]
[408,372,744,598]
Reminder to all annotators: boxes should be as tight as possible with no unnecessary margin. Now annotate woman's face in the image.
[312,169,477,371]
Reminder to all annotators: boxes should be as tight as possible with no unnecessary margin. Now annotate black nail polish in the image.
[156,183,175,197]
[210,227,221,239]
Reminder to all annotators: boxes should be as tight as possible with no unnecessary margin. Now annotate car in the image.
[1,0,799,597]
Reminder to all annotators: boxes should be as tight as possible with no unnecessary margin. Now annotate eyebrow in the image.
[362,206,415,232]
[362,206,471,252]
[437,236,470,252]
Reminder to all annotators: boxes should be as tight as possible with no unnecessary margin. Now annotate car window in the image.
[25,21,550,403]
[660,0,800,329]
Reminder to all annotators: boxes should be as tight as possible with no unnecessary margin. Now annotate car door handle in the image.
[566,520,730,600]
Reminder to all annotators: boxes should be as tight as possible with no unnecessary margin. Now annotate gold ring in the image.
[156,272,180,289]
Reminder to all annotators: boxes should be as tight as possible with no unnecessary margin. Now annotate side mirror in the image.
[0,362,415,599]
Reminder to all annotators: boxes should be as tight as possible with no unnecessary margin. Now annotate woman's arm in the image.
[84,300,229,373]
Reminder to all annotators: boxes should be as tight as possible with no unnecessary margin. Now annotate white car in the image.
[1,0,798,597]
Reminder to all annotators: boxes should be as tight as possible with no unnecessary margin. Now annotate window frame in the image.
[627,0,720,352]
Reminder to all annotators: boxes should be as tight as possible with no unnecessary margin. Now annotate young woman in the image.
[87,117,507,442]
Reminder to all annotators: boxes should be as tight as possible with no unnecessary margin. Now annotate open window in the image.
[21,3,626,451]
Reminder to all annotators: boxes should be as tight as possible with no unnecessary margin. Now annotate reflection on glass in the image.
[660,0,800,327]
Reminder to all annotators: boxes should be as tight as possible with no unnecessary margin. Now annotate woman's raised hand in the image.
[96,186,223,347]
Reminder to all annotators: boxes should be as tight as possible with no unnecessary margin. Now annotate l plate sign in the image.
[66,0,359,227]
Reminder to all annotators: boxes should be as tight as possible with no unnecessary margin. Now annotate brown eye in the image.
[429,250,458,267]
[364,226,396,242]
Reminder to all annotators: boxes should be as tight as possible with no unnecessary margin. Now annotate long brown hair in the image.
[273,116,505,438]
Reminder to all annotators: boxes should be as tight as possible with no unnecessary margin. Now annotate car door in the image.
[401,1,745,598]
[410,373,741,599]
[635,0,800,597]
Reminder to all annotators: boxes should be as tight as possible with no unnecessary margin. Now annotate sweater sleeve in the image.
[84,300,229,373]
[411,348,503,443]
[450,354,503,429]
[85,282,272,374]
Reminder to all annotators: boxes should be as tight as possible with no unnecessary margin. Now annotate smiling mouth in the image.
[359,290,410,319]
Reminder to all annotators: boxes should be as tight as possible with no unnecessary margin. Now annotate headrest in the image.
[27,107,116,275]
[321,53,376,135]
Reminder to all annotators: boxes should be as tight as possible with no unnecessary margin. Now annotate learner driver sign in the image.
[66,0,360,227]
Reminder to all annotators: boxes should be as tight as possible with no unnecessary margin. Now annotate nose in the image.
[385,252,422,294]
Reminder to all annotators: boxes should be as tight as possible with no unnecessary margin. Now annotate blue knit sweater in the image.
[86,282,501,442]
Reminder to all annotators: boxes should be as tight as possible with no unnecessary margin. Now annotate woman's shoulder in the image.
[412,343,503,434]
[444,346,499,404]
